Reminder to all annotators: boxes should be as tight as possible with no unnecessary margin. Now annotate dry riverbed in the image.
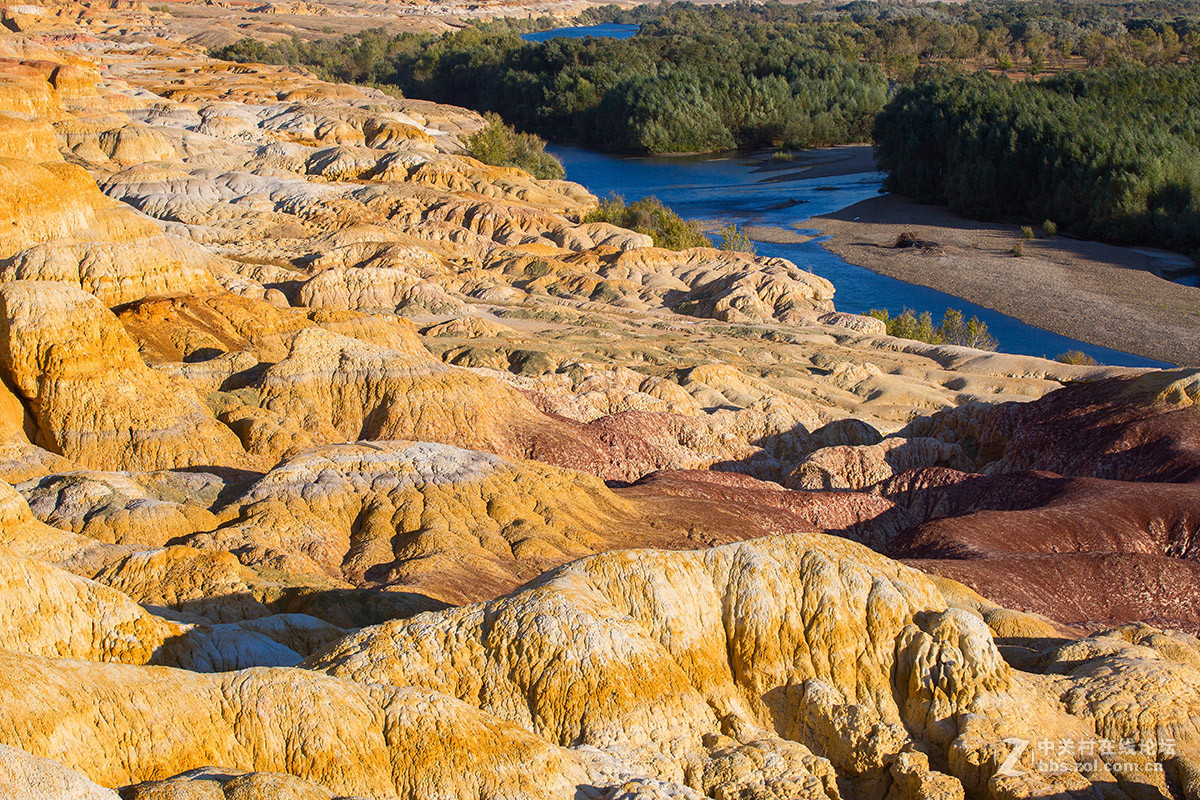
[816,194,1200,366]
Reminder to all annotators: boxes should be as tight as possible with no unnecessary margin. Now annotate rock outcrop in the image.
[0,650,593,798]
[305,534,1198,799]
[0,281,247,471]
[863,371,1200,633]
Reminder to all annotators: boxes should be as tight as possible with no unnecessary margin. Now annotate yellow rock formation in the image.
[0,281,247,471]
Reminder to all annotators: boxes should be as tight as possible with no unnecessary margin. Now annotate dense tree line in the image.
[382,21,883,153]
[213,8,892,153]
[875,64,1200,257]
[213,0,1200,155]
[582,0,1200,77]
[210,29,421,87]
[211,1,1200,256]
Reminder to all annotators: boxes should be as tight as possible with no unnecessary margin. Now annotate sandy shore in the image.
[749,144,877,181]
[815,195,1200,366]
[740,224,816,244]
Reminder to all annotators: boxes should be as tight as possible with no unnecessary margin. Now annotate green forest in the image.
[875,64,1200,257]
[212,0,1200,256]
[214,0,1200,154]
[215,13,887,153]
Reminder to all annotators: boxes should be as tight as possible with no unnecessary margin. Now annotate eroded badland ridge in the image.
[0,7,1198,800]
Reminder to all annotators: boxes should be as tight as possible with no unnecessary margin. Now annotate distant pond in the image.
[520,24,640,42]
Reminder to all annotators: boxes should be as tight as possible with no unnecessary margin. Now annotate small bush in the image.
[1056,350,1098,365]
[1042,219,1058,237]
[868,307,998,350]
[772,150,795,162]
[869,308,940,343]
[938,307,999,349]
[466,113,564,180]
[717,223,756,255]
[1010,242,1024,257]
[584,194,711,251]
[1021,225,1034,240]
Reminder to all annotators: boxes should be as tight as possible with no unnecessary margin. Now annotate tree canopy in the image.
[875,64,1200,258]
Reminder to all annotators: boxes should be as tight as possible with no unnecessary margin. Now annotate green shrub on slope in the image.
[585,195,711,251]
[466,113,565,180]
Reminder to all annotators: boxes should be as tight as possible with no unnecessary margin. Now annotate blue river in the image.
[549,146,1171,368]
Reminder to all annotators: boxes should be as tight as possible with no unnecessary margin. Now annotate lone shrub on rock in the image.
[718,223,756,255]
[585,194,711,251]
[1056,350,1098,365]
[466,113,565,180]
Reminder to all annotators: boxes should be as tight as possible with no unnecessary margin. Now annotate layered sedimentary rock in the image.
[300,533,1195,799]
[0,489,318,671]
[18,469,221,547]
[0,744,118,800]
[208,440,641,600]
[0,650,594,798]
[866,369,1200,632]
[0,280,247,471]
[0,21,1194,800]
[183,442,912,603]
